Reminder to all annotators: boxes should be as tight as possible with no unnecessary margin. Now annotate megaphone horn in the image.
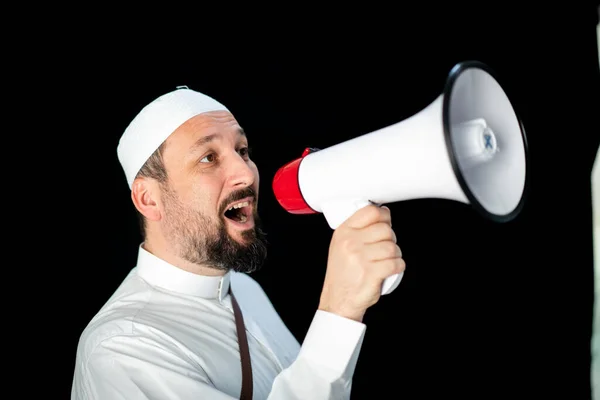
[272,60,529,295]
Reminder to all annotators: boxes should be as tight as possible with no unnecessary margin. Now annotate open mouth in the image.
[223,200,252,224]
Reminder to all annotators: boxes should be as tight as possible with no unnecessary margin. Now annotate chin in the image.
[228,226,255,244]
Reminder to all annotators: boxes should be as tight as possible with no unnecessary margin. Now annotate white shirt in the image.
[71,246,367,399]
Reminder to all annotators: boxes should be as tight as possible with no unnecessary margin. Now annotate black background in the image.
[30,4,600,399]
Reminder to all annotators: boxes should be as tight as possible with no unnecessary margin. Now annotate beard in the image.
[161,184,268,274]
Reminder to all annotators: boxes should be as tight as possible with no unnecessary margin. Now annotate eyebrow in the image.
[191,128,247,151]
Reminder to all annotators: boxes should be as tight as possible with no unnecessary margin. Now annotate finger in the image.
[363,241,402,262]
[362,222,397,244]
[346,204,391,230]
[372,257,406,281]
[381,205,392,227]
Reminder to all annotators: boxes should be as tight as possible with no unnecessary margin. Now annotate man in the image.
[71,85,406,399]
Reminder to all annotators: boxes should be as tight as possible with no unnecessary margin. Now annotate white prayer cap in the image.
[117,85,229,189]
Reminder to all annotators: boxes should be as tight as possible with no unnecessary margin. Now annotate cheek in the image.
[188,180,222,211]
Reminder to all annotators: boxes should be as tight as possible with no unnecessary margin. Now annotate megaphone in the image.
[272,60,529,296]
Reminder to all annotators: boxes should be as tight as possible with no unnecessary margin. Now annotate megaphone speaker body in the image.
[272,60,529,296]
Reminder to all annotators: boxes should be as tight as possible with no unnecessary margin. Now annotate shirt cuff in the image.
[297,310,367,381]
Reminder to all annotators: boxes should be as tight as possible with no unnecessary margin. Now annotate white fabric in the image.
[116,86,229,189]
[71,246,367,399]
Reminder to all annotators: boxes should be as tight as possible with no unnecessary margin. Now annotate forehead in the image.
[165,111,246,151]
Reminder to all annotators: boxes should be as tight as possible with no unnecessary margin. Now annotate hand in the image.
[318,205,406,323]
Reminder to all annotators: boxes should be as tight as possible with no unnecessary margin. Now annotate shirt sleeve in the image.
[265,310,366,399]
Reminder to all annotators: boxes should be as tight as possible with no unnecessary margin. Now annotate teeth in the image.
[239,214,247,223]
[227,201,249,211]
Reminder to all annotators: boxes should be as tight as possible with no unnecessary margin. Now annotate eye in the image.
[200,153,216,163]
[238,147,251,158]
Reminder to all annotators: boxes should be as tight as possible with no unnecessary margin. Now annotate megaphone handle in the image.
[380,271,404,295]
[321,199,404,296]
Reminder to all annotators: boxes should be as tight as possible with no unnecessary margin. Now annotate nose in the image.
[228,153,255,188]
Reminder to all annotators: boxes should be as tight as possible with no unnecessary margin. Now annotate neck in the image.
[142,236,227,277]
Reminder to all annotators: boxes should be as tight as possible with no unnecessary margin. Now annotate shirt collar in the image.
[135,245,230,302]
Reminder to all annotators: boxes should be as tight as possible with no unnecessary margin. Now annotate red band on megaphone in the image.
[272,148,318,214]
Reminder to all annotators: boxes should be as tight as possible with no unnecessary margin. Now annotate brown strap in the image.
[231,291,253,400]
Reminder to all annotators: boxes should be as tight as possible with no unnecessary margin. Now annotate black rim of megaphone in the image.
[441,60,530,223]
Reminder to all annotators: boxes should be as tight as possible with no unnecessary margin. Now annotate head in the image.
[117,86,268,274]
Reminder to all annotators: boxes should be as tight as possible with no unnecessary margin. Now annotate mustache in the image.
[219,187,257,215]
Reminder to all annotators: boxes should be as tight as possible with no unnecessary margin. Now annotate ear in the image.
[131,177,162,222]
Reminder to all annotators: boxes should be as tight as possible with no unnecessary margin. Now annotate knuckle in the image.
[395,243,402,257]
[385,241,398,255]
[375,222,394,240]
[385,226,396,242]
[379,221,392,232]
[340,236,360,255]
[396,258,406,273]
[383,259,398,274]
